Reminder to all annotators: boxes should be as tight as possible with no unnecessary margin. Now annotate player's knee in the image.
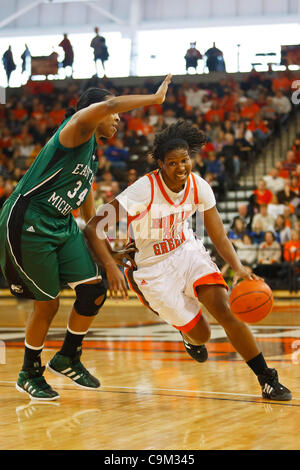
[184,316,211,344]
[34,298,60,319]
[74,281,107,317]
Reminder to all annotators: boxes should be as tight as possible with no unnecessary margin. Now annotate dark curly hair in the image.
[152,121,207,162]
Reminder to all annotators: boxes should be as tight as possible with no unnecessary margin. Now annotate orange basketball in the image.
[229,279,273,324]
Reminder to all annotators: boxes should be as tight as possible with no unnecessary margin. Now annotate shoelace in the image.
[32,375,52,390]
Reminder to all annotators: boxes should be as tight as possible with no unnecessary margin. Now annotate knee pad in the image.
[74,282,107,316]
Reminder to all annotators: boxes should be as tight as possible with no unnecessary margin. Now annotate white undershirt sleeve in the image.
[115,176,152,216]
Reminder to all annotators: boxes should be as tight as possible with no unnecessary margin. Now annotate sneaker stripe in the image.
[67,371,77,377]
[72,375,82,381]
[263,384,274,395]
[61,367,72,374]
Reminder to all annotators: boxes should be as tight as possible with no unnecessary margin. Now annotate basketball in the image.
[229,279,273,324]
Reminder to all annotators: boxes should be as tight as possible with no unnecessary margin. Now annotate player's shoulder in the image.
[191,172,212,192]
[119,174,152,197]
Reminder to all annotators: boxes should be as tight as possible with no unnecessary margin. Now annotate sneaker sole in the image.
[46,362,100,390]
[16,383,60,401]
[262,391,292,401]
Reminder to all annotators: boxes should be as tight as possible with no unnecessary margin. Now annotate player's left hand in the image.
[111,242,138,268]
[233,266,264,286]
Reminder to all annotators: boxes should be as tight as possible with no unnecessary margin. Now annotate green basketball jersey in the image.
[12,118,98,217]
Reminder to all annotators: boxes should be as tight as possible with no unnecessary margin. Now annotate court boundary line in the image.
[1,380,299,405]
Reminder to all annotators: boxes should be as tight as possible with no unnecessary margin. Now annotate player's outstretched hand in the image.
[233,266,264,286]
[154,74,172,104]
[105,263,128,300]
[111,242,138,269]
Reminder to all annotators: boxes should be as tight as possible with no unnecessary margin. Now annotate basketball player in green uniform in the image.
[0,74,172,400]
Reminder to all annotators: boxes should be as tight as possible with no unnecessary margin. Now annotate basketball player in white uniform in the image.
[85,121,292,401]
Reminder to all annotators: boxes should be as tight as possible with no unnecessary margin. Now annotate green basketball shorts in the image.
[0,194,99,301]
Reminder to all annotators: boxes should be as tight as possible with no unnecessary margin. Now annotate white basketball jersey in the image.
[116,170,216,267]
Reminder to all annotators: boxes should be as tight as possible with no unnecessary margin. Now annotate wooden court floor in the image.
[1,293,300,451]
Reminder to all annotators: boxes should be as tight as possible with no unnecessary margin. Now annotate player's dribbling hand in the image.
[106,263,128,300]
[111,242,138,269]
[233,266,264,286]
[154,74,172,104]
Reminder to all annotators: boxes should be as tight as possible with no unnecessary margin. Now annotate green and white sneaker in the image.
[46,352,100,390]
[16,366,60,401]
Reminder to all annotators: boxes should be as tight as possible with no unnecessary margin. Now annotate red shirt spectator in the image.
[283,231,300,262]
[247,116,268,134]
[12,103,28,121]
[282,150,297,175]
[205,103,224,122]
[48,103,66,126]
[241,98,260,120]
[253,179,273,205]
[272,73,291,92]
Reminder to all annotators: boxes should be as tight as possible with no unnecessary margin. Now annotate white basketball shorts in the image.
[125,236,228,332]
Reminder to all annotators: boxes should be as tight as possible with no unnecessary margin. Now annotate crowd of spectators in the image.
[221,131,300,289]
[0,70,297,288]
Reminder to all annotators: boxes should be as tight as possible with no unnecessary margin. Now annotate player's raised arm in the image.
[60,74,172,146]
[79,74,171,127]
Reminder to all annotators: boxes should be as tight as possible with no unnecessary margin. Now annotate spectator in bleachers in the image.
[281,150,297,175]
[199,94,212,114]
[228,217,247,246]
[126,168,138,187]
[283,205,297,229]
[275,160,290,180]
[248,219,265,245]
[263,167,286,195]
[272,89,292,117]
[283,229,300,262]
[48,102,66,126]
[211,129,227,153]
[192,152,207,178]
[267,194,285,219]
[232,203,252,230]
[290,174,300,196]
[247,113,270,147]
[291,136,300,163]
[204,100,224,123]
[205,151,225,195]
[104,138,129,174]
[277,181,297,206]
[272,71,291,93]
[274,214,291,244]
[251,203,275,232]
[235,233,258,267]
[183,83,208,109]
[260,96,277,123]
[253,178,273,205]
[254,231,282,281]
[241,97,260,121]
[258,231,282,265]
